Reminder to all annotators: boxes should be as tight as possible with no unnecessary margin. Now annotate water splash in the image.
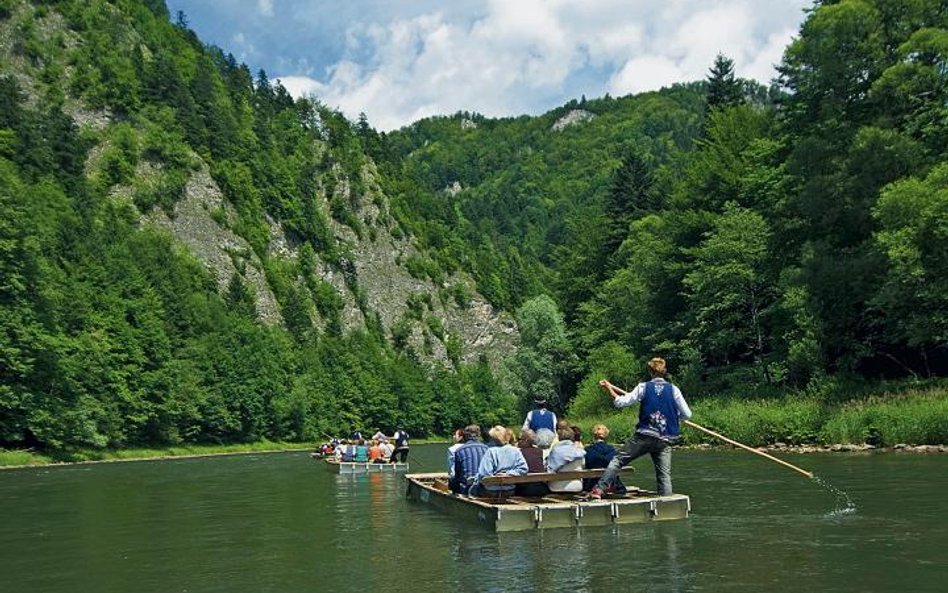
[813,474,857,517]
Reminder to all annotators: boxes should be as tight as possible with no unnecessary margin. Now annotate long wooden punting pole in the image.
[683,420,815,479]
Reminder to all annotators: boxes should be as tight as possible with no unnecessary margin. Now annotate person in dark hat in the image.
[521,396,557,448]
[389,425,410,463]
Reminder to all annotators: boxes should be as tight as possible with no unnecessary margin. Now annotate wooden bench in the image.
[480,467,633,486]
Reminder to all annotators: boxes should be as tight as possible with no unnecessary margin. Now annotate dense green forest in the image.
[378,0,948,418]
[1,0,947,455]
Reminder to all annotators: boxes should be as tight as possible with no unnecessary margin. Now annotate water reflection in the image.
[445,521,694,593]
[585,524,694,593]
[448,530,590,593]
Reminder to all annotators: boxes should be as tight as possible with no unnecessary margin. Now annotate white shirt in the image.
[446,442,463,477]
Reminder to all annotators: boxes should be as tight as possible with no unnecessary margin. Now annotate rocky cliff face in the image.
[552,109,596,131]
[251,158,518,367]
[110,130,518,368]
[116,130,520,368]
[140,164,284,326]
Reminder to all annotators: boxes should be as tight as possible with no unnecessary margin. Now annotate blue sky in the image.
[166,0,812,131]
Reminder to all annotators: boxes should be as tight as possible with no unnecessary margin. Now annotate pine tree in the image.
[706,54,744,111]
[602,153,657,259]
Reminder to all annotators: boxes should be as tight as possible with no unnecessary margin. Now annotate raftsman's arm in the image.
[674,386,692,419]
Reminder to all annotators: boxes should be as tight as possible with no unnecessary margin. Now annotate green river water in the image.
[1,445,946,593]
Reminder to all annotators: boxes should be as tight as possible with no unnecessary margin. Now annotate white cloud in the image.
[231,31,258,63]
[275,75,324,98]
[258,0,273,18]
[608,55,687,96]
[274,0,811,130]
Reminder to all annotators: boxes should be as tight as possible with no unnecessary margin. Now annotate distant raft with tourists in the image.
[313,428,412,473]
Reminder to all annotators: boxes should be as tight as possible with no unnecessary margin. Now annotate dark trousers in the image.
[469,484,513,499]
[515,482,550,497]
[449,475,468,494]
[595,433,673,495]
[390,448,408,463]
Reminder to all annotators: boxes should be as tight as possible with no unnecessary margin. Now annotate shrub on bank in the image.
[0,450,50,467]
[568,382,948,447]
[692,398,823,445]
[820,391,948,446]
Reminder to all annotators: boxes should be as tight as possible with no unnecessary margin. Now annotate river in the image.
[1,445,945,593]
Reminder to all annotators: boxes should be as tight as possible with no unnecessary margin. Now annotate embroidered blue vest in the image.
[528,409,555,432]
[636,380,681,441]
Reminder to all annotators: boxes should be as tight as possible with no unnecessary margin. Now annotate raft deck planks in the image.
[405,472,690,531]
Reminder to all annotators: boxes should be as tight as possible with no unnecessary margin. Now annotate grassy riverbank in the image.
[0,436,454,469]
[572,378,948,447]
[0,440,310,469]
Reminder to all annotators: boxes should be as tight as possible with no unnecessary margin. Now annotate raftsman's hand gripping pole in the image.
[683,420,815,479]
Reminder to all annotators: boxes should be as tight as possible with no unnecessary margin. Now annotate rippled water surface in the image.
[2,446,946,592]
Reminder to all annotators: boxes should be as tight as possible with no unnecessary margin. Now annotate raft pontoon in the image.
[405,471,690,531]
[324,459,409,474]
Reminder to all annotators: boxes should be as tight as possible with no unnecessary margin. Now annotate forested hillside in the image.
[1,0,946,455]
[0,0,517,453]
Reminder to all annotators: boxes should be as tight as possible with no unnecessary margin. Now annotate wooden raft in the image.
[405,472,690,531]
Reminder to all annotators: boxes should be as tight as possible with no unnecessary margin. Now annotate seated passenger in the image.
[368,439,384,463]
[546,422,586,493]
[339,440,356,462]
[354,439,369,462]
[583,424,626,493]
[449,425,488,495]
[379,439,394,462]
[470,426,528,497]
[515,429,549,498]
[446,428,464,478]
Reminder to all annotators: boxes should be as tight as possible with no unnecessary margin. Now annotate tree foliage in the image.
[2,0,947,454]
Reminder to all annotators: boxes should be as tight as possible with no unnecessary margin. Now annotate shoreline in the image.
[3,440,946,471]
[0,444,311,471]
[0,437,456,470]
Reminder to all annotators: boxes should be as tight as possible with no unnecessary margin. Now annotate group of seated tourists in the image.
[323,427,411,464]
[332,437,396,463]
[446,420,625,498]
